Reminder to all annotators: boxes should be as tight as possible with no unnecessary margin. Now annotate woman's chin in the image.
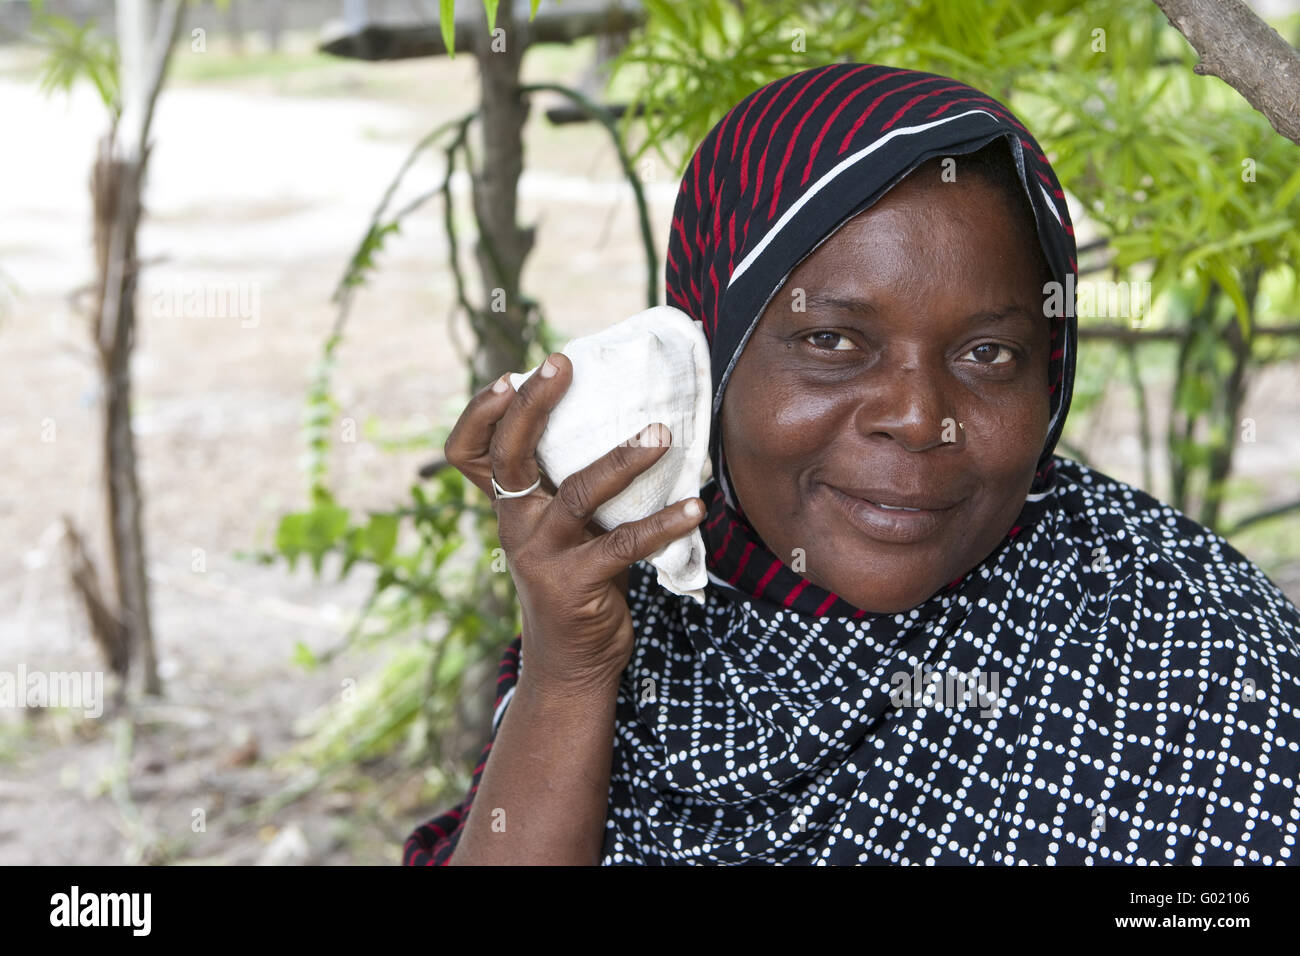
[801,562,945,615]
[840,589,938,616]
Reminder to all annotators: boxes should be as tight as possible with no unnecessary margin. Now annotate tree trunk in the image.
[466,0,535,391]
[62,514,130,711]
[92,133,161,697]
[1200,269,1260,530]
[80,0,187,700]
[456,0,538,762]
[1167,284,1220,512]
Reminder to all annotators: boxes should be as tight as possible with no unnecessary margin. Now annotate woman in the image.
[405,63,1300,865]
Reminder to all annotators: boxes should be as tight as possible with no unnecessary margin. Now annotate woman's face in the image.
[720,164,1052,614]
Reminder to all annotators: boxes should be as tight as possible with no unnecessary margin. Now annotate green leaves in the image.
[364,513,399,564]
[273,500,411,579]
[275,495,350,576]
[31,12,119,112]
[336,222,401,298]
[292,640,320,671]
[440,0,457,58]
[608,0,833,175]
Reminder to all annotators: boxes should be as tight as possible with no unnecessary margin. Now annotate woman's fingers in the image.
[539,422,685,550]
[489,353,570,501]
[442,371,520,498]
[446,359,705,573]
[580,494,706,584]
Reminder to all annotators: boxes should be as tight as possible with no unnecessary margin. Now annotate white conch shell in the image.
[508,306,712,604]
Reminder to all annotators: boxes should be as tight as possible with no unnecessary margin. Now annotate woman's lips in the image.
[824,484,957,544]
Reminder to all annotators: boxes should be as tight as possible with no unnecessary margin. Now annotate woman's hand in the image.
[443,352,707,692]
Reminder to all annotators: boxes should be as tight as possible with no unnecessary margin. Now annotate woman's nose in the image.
[852,362,963,452]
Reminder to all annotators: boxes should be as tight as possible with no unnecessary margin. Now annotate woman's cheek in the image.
[769,389,842,452]
[730,373,829,461]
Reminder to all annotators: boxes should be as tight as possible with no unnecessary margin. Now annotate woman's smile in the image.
[821,481,965,545]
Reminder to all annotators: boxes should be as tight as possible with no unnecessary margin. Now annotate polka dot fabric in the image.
[596,456,1300,864]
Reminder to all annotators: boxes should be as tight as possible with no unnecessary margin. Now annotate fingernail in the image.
[540,356,557,378]
[685,499,703,518]
[492,375,510,393]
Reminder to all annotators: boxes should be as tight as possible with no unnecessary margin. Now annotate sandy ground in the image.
[1,37,1297,865]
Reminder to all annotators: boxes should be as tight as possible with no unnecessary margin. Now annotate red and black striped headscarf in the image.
[666,62,1078,617]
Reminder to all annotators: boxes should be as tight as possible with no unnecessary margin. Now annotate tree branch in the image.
[135,0,186,160]
[1152,0,1300,145]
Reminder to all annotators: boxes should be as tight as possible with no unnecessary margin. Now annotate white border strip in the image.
[491,684,515,734]
[1037,182,1063,227]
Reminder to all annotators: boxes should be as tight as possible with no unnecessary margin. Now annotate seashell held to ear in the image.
[508,306,711,604]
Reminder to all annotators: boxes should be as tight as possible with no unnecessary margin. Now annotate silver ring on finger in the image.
[491,470,542,499]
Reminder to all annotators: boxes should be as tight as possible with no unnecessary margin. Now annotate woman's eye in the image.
[804,331,856,351]
[965,343,1013,366]
[801,334,1015,366]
